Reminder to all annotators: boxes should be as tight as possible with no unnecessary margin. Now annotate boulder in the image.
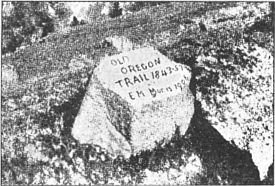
[197,44,273,180]
[72,47,194,157]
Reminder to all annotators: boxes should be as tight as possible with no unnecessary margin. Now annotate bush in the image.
[70,16,79,27]
[109,2,122,18]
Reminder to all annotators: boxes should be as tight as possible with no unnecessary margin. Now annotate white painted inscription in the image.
[96,47,191,107]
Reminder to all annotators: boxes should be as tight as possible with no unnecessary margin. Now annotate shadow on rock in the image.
[186,101,261,184]
[262,163,274,185]
[53,73,92,137]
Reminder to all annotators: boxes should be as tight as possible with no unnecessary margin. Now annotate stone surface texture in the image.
[72,47,194,157]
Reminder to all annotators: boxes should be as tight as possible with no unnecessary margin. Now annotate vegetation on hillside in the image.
[2,2,169,54]
[2,2,73,54]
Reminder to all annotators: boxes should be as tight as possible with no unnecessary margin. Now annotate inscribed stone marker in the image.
[96,47,191,108]
[72,47,194,157]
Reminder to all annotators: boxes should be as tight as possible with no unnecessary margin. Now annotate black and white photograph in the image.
[1,1,274,185]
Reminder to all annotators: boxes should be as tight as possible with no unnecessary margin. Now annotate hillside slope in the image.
[1,2,273,185]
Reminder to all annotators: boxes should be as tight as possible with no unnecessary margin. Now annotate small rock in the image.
[68,58,87,72]
[2,64,18,85]
[106,36,135,52]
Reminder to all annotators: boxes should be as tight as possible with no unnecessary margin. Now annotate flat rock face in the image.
[72,47,194,157]
[96,47,192,108]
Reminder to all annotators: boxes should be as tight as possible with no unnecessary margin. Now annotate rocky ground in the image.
[1,2,273,185]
